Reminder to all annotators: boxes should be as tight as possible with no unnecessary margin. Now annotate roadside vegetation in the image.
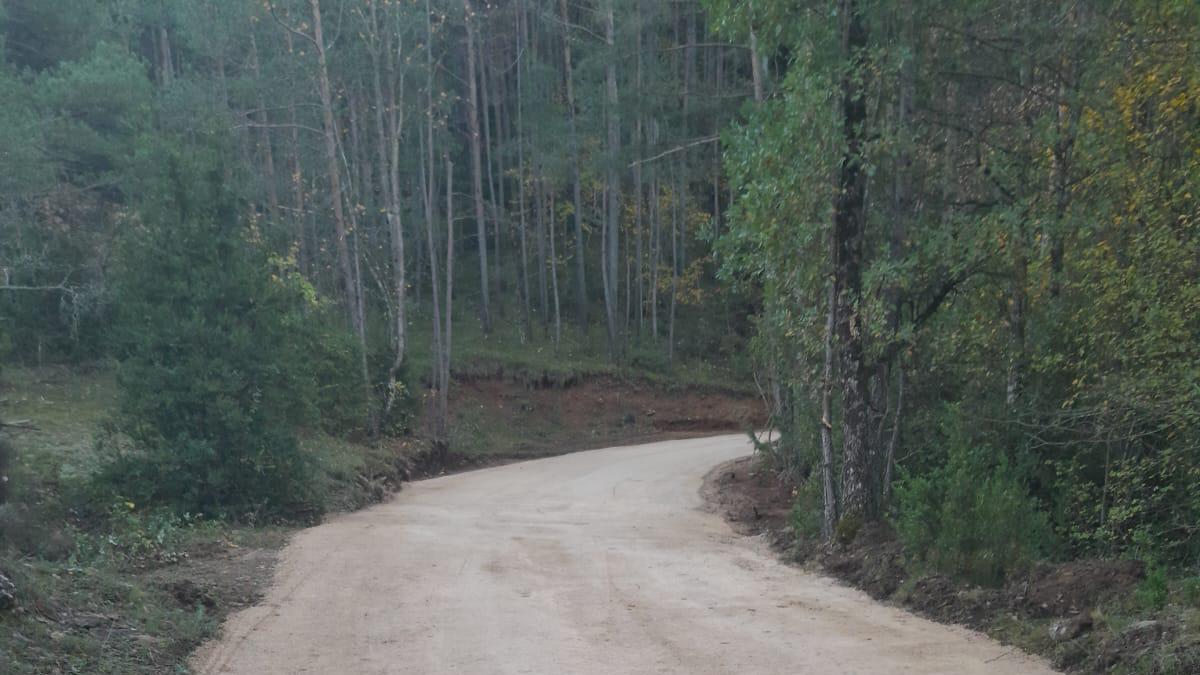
[1,0,1197,672]
[702,1,1199,671]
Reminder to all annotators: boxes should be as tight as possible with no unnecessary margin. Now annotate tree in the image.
[464,0,491,333]
[101,143,355,518]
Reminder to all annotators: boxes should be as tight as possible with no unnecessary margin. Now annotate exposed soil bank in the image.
[407,372,765,477]
[702,455,1200,674]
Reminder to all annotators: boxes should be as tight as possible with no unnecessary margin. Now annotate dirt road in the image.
[192,435,1055,674]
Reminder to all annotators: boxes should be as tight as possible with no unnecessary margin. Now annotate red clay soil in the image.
[452,375,761,446]
[406,374,765,477]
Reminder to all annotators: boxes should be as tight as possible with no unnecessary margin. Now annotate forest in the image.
[0,0,1198,672]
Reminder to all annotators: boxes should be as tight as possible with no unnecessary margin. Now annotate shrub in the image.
[1180,576,1200,608]
[1135,564,1169,610]
[895,444,1055,586]
[1056,447,1200,566]
[789,477,825,541]
[93,143,340,521]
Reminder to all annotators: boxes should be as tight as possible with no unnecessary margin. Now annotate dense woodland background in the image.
[0,0,1198,621]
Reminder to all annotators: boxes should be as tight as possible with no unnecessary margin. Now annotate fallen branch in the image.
[627,136,720,168]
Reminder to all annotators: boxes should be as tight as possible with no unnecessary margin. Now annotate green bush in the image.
[895,444,1055,586]
[93,142,351,521]
[1056,447,1200,566]
[790,477,825,541]
[1135,564,1169,610]
[1180,576,1200,608]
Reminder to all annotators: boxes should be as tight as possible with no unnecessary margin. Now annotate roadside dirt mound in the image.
[1014,559,1145,618]
[700,456,794,538]
[818,524,907,602]
[148,541,283,616]
[402,375,763,478]
[452,375,761,431]
[422,375,763,463]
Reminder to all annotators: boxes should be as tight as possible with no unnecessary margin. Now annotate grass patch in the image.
[0,364,405,674]
[1,363,116,484]
[306,433,414,511]
[0,519,289,675]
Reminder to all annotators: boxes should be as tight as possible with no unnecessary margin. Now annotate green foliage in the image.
[708,0,1200,577]
[1180,577,1200,609]
[1056,449,1200,566]
[895,445,1055,586]
[68,500,205,566]
[789,477,825,541]
[835,513,864,547]
[35,42,153,179]
[94,141,355,520]
[0,40,152,363]
[1136,564,1170,611]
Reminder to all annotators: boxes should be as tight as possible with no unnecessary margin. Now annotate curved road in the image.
[193,435,1054,674]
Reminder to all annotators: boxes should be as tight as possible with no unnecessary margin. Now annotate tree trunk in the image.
[881,365,904,502]
[549,189,562,350]
[421,142,444,437]
[423,0,446,445]
[464,1,491,333]
[158,25,173,88]
[602,0,621,358]
[668,161,680,365]
[515,3,533,338]
[820,281,839,540]
[284,31,311,277]
[650,168,661,342]
[490,42,512,310]
[535,176,549,330]
[478,25,503,316]
[634,158,644,338]
[748,27,763,103]
[560,0,588,332]
[442,153,455,439]
[834,0,875,524]
[634,3,646,338]
[369,0,408,418]
[310,0,371,418]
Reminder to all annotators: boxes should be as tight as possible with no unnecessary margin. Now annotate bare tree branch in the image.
[627,136,719,168]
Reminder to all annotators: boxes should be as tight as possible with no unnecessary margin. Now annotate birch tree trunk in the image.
[820,281,839,540]
[464,0,491,333]
[423,0,446,443]
[368,0,408,418]
[310,0,371,416]
[549,189,562,350]
[442,153,456,451]
[560,0,588,332]
[602,0,621,358]
[515,3,533,337]
[535,176,549,330]
[478,26,503,315]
